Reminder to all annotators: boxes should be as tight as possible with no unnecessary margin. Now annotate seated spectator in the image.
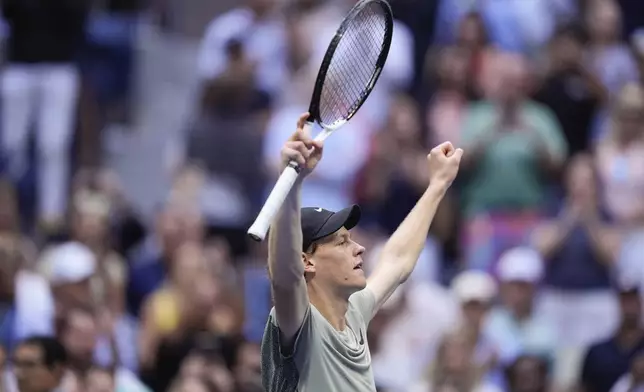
[595,83,644,228]
[459,52,568,272]
[585,0,640,96]
[38,242,97,324]
[532,154,620,387]
[504,355,551,392]
[450,271,502,387]
[139,241,220,391]
[411,329,502,392]
[581,277,644,392]
[11,336,68,392]
[487,248,557,365]
[59,307,148,392]
[126,200,204,317]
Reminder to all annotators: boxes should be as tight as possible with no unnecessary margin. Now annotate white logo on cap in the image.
[314,208,322,212]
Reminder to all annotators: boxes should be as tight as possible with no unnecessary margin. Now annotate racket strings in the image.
[319,2,388,127]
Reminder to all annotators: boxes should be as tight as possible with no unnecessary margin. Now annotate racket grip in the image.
[247,164,300,241]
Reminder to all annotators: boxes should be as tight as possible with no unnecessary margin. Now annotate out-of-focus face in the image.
[173,242,219,307]
[550,34,583,70]
[565,155,597,203]
[613,85,644,139]
[587,1,620,42]
[176,377,210,392]
[13,345,62,392]
[461,300,489,331]
[61,310,98,363]
[509,356,546,392]
[158,205,204,255]
[619,290,642,328]
[248,0,276,14]
[388,96,421,144]
[72,210,109,245]
[457,14,486,48]
[440,333,472,373]
[437,47,469,88]
[496,55,528,104]
[85,368,115,392]
[501,281,535,315]
[304,227,367,296]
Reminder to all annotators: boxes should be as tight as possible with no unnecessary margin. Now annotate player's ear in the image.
[302,252,316,275]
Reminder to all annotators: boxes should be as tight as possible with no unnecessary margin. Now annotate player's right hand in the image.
[280,112,324,176]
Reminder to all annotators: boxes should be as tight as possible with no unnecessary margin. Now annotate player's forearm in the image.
[379,181,448,282]
[268,180,305,288]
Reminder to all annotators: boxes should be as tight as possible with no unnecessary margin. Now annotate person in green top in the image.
[459,53,568,271]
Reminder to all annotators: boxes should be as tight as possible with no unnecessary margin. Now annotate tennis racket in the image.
[248,0,394,241]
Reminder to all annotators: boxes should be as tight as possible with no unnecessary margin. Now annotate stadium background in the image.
[0,0,643,391]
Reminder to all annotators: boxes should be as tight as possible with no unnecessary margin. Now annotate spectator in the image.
[139,241,219,391]
[58,307,148,392]
[411,329,502,392]
[188,32,271,253]
[581,278,644,392]
[486,248,557,365]
[532,154,619,347]
[356,95,429,233]
[426,46,477,148]
[11,336,68,392]
[450,271,501,387]
[453,11,495,98]
[197,0,287,98]
[126,200,204,317]
[38,242,97,323]
[534,24,606,156]
[595,83,644,227]
[504,355,551,392]
[585,0,640,96]
[1,0,90,233]
[459,52,567,272]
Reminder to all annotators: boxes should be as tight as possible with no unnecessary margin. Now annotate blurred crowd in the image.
[0,0,642,391]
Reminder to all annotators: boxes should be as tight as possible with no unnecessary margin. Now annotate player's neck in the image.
[308,285,349,331]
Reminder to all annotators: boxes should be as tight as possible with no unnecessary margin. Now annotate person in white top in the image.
[197,0,288,96]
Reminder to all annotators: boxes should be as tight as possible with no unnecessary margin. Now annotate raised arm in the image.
[268,113,323,346]
[366,142,462,313]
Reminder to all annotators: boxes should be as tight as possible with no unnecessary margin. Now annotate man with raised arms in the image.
[261,112,463,392]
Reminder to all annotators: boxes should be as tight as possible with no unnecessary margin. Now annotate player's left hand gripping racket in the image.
[248,0,394,241]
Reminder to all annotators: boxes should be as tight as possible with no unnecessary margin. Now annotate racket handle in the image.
[247,164,300,241]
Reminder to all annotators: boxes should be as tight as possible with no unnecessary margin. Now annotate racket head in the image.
[307,0,394,129]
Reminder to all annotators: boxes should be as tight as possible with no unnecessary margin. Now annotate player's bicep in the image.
[271,278,310,348]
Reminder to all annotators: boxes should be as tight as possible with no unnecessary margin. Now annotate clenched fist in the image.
[280,112,324,176]
[427,142,463,188]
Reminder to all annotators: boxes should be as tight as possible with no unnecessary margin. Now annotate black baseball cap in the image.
[301,205,361,252]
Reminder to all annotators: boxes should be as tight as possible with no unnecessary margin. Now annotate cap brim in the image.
[313,205,361,242]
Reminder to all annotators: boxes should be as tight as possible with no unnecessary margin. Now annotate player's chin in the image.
[347,274,367,291]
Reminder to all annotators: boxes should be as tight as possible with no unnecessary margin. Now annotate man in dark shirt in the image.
[1,0,89,233]
[534,24,606,158]
[581,279,644,392]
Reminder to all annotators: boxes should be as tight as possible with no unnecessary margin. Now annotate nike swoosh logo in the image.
[314,208,322,212]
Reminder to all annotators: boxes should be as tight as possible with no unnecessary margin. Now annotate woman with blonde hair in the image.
[594,83,644,228]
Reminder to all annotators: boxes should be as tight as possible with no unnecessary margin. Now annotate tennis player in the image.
[261,113,463,392]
